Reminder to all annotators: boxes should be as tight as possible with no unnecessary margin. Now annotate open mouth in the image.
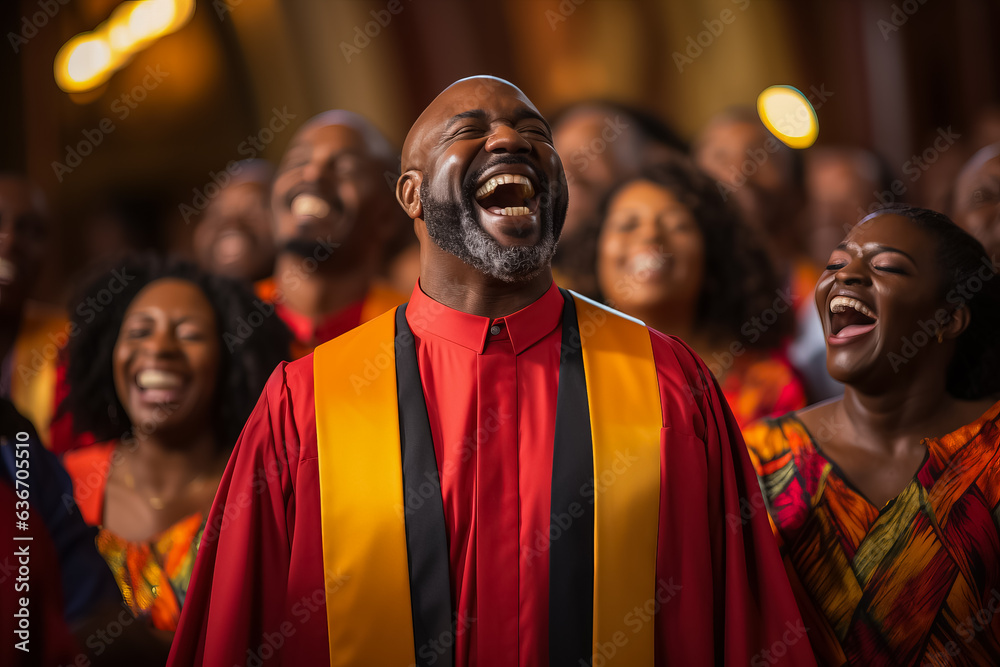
[214,231,252,264]
[829,295,878,341]
[135,369,186,404]
[474,173,538,217]
[0,258,17,285]
[628,249,669,277]
[290,192,332,219]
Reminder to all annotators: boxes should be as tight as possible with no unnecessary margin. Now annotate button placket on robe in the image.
[476,319,519,664]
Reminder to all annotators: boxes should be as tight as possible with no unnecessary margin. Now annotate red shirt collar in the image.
[406,280,563,355]
[276,299,364,348]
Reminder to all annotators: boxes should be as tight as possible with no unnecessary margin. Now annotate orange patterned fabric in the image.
[744,400,1000,666]
[63,442,205,631]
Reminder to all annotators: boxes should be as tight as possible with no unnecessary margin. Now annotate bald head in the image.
[401,76,541,173]
[271,110,401,269]
[395,76,567,285]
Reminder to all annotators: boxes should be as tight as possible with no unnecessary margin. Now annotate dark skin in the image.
[396,76,566,319]
[105,279,227,541]
[193,179,276,282]
[797,214,995,508]
[271,113,398,324]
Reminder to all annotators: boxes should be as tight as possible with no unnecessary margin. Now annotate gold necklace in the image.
[118,454,209,510]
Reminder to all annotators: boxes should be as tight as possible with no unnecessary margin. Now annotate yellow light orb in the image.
[127,0,177,44]
[757,85,819,149]
[55,34,113,92]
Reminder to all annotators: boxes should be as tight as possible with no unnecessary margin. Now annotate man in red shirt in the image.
[168,77,815,667]
[258,110,407,358]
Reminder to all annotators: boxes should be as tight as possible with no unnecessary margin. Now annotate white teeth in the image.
[136,370,184,390]
[496,206,530,216]
[475,174,535,200]
[631,252,666,273]
[830,296,876,318]
[291,194,330,218]
[0,259,16,283]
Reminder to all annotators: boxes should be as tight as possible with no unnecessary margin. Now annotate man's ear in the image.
[396,170,423,220]
[943,304,972,340]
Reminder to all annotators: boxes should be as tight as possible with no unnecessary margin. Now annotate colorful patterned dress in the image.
[745,400,1000,666]
[62,442,205,631]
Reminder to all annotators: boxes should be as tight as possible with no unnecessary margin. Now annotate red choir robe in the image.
[168,281,815,667]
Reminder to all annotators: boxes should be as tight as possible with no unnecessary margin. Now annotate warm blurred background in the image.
[1,0,999,304]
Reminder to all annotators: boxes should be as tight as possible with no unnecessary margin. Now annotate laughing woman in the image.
[596,160,807,428]
[745,205,1000,666]
[60,258,290,635]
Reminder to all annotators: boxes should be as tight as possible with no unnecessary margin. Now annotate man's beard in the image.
[420,160,565,283]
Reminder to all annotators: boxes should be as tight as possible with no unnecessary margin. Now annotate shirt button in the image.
[490,325,501,335]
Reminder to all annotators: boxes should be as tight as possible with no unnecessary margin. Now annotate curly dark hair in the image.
[60,256,291,451]
[595,158,794,350]
[863,204,1000,400]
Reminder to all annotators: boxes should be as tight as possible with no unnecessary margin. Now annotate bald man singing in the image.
[168,77,814,667]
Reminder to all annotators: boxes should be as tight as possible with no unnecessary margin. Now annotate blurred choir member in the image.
[694,108,815,306]
[803,147,896,269]
[596,161,806,429]
[0,174,64,448]
[258,110,407,358]
[746,207,1000,665]
[951,141,1000,262]
[551,101,688,297]
[694,108,837,402]
[192,159,277,283]
[59,258,289,641]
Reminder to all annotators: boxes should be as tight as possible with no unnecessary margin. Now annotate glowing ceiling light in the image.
[757,85,819,149]
[55,33,114,92]
[54,0,194,94]
[127,0,177,44]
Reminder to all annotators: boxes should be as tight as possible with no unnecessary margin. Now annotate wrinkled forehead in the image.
[404,78,541,163]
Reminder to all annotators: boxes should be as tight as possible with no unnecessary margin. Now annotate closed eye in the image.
[874,265,908,275]
[825,262,846,271]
